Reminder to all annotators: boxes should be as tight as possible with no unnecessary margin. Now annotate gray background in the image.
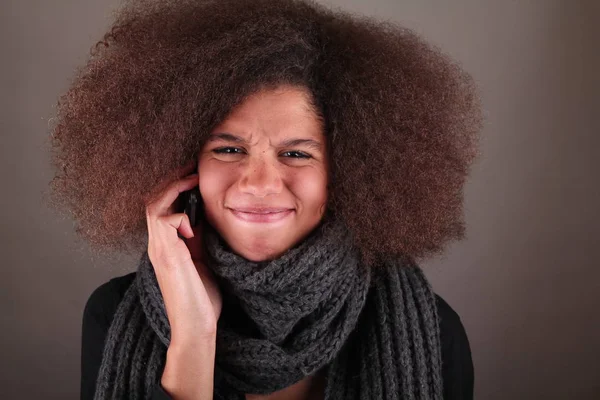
[2,0,599,398]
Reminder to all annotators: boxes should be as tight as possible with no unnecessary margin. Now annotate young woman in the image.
[47,0,482,399]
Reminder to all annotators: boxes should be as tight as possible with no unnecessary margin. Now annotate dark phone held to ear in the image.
[177,187,203,239]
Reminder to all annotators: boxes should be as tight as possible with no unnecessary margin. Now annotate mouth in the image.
[228,208,294,223]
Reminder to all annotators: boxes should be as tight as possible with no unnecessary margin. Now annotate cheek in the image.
[197,162,233,205]
[292,169,328,208]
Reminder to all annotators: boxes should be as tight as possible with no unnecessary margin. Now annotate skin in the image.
[197,84,329,263]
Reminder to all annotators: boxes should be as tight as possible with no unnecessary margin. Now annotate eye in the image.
[213,147,311,159]
[212,147,245,155]
[281,151,311,159]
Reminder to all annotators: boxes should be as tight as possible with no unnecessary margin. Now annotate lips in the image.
[228,207,294,223]
[229,206,293,214]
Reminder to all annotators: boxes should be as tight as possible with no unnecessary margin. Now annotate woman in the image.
[47,0,482,399]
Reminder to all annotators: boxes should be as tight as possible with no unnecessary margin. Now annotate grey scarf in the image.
[93,217,443,399]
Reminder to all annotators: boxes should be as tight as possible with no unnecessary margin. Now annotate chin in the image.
[227,228,293,262]
[207,208,314,262]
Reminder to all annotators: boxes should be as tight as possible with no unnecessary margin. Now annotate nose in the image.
[238,155,283,198]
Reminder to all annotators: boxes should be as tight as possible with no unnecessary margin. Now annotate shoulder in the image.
[435,294,467,341]
[83,271,137,324]
[80,272,138,399]
[434,292,472,354]
[434,293,474,399]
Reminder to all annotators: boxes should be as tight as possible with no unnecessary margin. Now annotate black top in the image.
[81,272,474,400]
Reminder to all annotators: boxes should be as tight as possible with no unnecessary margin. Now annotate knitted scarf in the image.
[93,217,443,399]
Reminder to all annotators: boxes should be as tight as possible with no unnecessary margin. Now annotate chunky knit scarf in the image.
[93,217,443,399]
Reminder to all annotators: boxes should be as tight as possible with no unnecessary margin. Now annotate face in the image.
[197,85,329,262]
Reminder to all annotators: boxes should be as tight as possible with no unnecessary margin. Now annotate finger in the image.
[157,212,194,242]
[148,174,199,218]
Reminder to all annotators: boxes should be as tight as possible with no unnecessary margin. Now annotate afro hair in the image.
[45,0,483,267]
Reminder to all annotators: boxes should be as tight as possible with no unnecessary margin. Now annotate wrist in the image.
[161,338,216,400]
[169,330,217,351]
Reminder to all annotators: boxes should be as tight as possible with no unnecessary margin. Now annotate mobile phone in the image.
[182,186,202,227]
[176,186,202,240]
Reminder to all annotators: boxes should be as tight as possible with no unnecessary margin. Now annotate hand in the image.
[145,160,223,344]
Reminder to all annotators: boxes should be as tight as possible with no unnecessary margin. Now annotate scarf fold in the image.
[93,217,443,400]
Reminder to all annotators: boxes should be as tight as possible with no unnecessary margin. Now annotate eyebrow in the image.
[208,132,323,151]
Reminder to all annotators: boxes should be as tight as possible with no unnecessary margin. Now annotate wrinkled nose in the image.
[238,156,283,198]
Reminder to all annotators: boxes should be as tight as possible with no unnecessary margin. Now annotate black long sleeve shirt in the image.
[81,272,474,399]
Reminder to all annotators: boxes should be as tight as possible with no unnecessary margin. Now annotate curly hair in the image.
[45,0,483,267]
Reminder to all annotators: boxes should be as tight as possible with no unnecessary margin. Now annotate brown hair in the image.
[45,0,483,267]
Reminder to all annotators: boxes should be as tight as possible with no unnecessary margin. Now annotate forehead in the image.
[211,86,324,140]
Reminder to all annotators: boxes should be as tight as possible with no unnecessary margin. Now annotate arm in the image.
[81,276,215,400]
[80,275,180,400]
[81,271,217,400]
[159,336,217,400]
[436,294,474,400]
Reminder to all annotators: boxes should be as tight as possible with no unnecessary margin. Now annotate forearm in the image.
[160,335,217,400]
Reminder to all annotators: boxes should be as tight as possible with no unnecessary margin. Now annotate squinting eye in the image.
[212,147,311,159]
[212,147,244,155]
[282,151,311,159]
